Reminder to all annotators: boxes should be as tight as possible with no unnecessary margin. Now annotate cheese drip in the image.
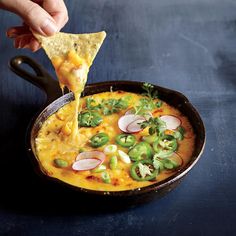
[52,50,89,143]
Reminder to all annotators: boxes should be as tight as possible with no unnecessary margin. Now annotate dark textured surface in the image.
[0,0,235,235]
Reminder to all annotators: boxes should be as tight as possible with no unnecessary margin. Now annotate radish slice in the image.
[72,158,101,171]
[160,115,181,130]
[76,151,105,164]
[118,114,145,132]
[126,118,146,133]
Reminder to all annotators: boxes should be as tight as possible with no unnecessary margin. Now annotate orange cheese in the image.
[35,91,195,191]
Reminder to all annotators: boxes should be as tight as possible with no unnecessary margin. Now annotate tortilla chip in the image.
[33,31,106,66]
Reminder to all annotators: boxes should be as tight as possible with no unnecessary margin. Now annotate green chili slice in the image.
[115,134,136,147]
[128,142,153,161]
[90,133,109,148]
[153,135,177,158]
[162,159,179,169]
[78,111,102,127]
[130,160,158,181]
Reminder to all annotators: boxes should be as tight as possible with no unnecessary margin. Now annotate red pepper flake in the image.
[86,175,101,182]
[112,178,120,186]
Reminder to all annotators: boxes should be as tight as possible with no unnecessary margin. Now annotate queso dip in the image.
[35,85,195,191]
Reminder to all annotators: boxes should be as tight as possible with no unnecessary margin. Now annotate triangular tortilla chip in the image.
[34,31,106,93]
[34,31,106,67]
[33,31,106,141]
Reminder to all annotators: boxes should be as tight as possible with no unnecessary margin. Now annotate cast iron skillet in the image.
[9,55,205,203]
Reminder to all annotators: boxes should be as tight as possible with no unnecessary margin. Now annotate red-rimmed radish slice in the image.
[126,118,146,133]
[118,114,144,132]
[76,151,105,164]
[72,158,101,171]
[160,115,181,130]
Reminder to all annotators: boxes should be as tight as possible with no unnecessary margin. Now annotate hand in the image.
[0,0,68,51]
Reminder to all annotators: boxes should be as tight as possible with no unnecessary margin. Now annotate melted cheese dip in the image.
[35,91,195,191]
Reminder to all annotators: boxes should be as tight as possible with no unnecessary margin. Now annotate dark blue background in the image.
[0,0,235,235]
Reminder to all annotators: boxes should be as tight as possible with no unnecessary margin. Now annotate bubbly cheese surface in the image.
[35,91,195,191]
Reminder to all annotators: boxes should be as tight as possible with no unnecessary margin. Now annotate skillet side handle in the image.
[9,55,62,105]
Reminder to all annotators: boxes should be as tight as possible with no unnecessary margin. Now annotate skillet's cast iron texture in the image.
[9,55,205,205]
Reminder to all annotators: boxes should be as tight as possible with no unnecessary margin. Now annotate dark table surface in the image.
[0,0,235,235]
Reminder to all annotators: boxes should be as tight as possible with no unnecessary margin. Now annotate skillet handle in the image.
[9,55,62,105]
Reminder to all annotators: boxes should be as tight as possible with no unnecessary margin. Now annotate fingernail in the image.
[41,19,58,36]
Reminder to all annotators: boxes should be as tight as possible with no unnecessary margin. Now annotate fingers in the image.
[42,0,69,30]
[5,0,58,36]
[3,0,68,51]
[9,30,41,52]
[14,34,32,49]
[28,38,41,52]
[6,26,31,38]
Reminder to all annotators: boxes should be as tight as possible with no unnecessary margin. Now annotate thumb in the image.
[7,0,58,36]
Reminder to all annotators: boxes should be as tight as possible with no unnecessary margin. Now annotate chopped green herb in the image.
[134,83,162,115]
[142,83,158,99]
[78,111,102,127]
[84,97,129,116]
[140,117,167,136]
[101,98,129,115]
[85,97,101,111]
[156,101,163,108]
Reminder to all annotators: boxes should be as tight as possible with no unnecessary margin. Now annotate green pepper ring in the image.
[153,135,177,158]
[130,159,158,181]
[90,133,109,148]
[128,142,153,161]
[115,134,136,147]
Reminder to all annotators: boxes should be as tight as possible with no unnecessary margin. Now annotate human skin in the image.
[0,0,68,51]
